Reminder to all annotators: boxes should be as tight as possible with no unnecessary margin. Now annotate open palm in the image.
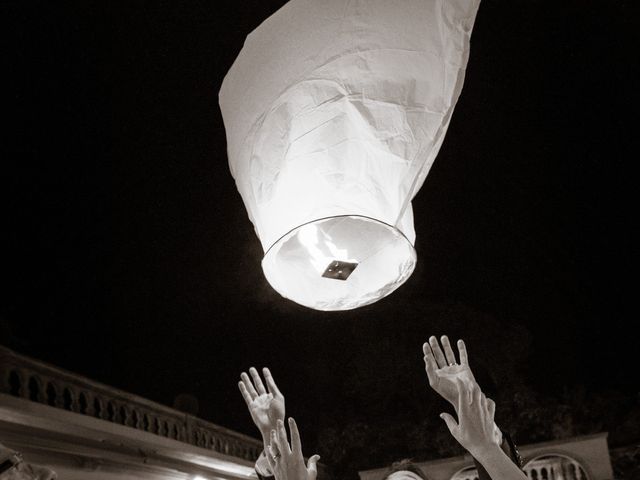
[239,367,285,441]
[423,336,476,407]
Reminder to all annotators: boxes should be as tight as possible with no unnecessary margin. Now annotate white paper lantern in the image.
[219,0,480,311]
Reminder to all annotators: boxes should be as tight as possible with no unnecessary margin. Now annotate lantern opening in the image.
[262,215,416,311]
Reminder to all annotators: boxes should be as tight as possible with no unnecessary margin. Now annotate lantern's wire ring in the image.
[262,214,416,263]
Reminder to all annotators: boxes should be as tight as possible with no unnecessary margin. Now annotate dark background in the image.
[2,1,638,478]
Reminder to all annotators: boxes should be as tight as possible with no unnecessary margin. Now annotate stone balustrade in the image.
[0,345,262,462]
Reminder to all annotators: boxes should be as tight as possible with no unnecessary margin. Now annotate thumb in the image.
[440,412,458,434]
[307,454,321,479]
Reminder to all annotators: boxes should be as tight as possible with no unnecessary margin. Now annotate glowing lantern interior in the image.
[262,216,416,310]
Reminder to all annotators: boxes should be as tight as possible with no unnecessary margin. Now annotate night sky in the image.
[2,0,638,476]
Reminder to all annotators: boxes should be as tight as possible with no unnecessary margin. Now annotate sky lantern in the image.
[219,0,480,311]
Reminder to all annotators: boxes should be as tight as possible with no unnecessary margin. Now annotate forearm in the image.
[472,445,528,480]
[260,430,271,450]
[255,430,275,478]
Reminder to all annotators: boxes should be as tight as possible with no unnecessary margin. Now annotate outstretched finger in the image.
[423,344,438,384]
[249,367,267,395]
[263,368,282,397]
[457,339,469,366]
[441,335,457,365]
[307,455,321,480]
[288,417,302,456]
[276,419,292,455]
[238,381,253,407]
[440,412,459,437]
[240,372,258,399]
[429,336,447,369]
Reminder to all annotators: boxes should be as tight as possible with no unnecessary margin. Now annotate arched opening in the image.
[451,465,478,480]
[525,454,589,480]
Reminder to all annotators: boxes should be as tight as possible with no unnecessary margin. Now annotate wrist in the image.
[469,442,503,462]
[493,422,503,444]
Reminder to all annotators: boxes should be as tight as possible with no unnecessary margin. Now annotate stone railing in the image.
[0,345,262,462]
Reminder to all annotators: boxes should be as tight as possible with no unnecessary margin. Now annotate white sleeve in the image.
[255,450,273,478]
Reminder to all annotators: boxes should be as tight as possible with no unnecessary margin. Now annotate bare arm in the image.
[423,336,502,444]
[441,381,527,480]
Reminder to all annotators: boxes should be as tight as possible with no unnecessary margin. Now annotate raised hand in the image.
[239,367,285,445]
[441,381,527,480]
[423,335,476,408]
[440,380,498,456]
[267,418,320,480]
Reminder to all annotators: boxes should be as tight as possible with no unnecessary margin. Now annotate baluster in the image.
[150,415,158,434]
[11,368,28,398]
[121,405,131,426]
[109,401,119,423]
[51,382,64,408]
[238,442,245,458]
[132,409,142,429]
[66,386,79,412]
[558,462,565,480]
[185,416,194,444]
[84,391,95,416]
[94,396,106,419]
[572,462,583,480]
[143,411,150,431]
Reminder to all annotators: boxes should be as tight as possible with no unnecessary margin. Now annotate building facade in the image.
[3,344,631,480]
[0,345,262,480]
[360,433,615,480]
